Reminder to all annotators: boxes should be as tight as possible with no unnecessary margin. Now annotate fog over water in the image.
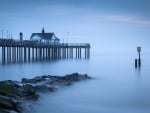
[30,52,150,113]
[1,51,150,113]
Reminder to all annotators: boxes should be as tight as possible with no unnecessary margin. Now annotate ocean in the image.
[0,51,150,113]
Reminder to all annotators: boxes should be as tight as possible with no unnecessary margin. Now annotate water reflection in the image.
[135,59,141,76]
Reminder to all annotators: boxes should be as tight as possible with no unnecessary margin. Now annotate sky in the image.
[0,0,150,53]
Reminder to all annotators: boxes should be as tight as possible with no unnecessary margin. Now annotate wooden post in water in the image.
[39,48,41,60]
[76,48,77,59]
[48,47,50,59]
[71,48,73,59]
[135,58,138,68]
[0,38,90,64]
[66,48,68,59]
[19,47,21,62]
[78,48,80,59]
[85,48,87,59]
[36,47,38,60]
[52,47,54,59]
[12,47,16,63]
[2,46,6,64]
[28,47,30,61]
[6,47,8,63]
[137,47,141,65]
[24,47,27,62]
[79,48,81,59]
[46,48,48,60]
[43,47,44,60]
[21,47,23,62]
[88,47,90,59]
[32,47,34,61]
[58,48,60,59]
[17,47,19,62]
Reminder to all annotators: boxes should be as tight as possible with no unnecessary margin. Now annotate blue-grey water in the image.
[1,52,150,113]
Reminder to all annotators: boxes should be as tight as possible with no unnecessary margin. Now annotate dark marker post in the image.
[137,47,141,65]
[135,58,138,68]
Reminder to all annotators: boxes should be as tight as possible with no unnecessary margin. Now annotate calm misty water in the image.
[0,52,150,113]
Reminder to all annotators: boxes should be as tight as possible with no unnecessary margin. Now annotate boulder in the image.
[0,108,18,113]
[33,85,55,92]
[60,73,90,82]
[20,84,39,100]
[0,95,21,112]
[0,73,91,113]
[22,78,36,84]
[22,75,52,84]
[0,80,21,88]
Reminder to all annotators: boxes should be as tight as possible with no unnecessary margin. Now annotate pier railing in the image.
[0,38,90,47]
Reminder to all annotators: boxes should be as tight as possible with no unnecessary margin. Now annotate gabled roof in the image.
[30,33,54,40]
[30,33,57,40]
[55,37,60,41]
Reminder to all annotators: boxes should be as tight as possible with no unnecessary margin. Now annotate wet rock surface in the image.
[0,73,91,113]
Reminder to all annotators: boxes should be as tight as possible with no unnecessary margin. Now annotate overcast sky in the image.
[0,0,150,52]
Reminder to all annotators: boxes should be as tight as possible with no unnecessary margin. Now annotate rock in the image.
[0,80,21,88]
[33,85,55,92]
[0,90,19,100]
[0,108,17,113]
[22,75,51,84]
[60,73,90,82]
[0,95,14,110]
[77,73,90,80]
[0,73,91,113]
[0,82,20,99]
[20,84,39,100]
[63,73,80,81]
[22,78,36,84]
[0,82,22,112]
[0,95,21,113]
[0,81,20,96]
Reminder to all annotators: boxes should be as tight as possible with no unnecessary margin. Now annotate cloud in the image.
[80,12,150,27]
[102,14,150,26]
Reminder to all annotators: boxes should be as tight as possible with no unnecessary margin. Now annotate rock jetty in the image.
[0,73,91,113]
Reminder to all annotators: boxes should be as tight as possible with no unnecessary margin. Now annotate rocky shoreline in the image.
[0,73,91,113]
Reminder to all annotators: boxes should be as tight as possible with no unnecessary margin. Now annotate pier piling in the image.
[0,39,90,64]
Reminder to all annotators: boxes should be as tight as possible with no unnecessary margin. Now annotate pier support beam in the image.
[2,46,6,64]
[24,47,27,62]
[0,41,90,64]
[85,48,87,59]
[7,47,11,63]
[28,47,30,61]
[32,48,34,61]
[12,47,16,63]
[42,48,45,60]
[85,48,90,59]
[36,48,38,60]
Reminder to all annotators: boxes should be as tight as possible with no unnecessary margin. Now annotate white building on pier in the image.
[30,28,60,44]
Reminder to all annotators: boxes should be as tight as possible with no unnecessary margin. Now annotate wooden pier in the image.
[0,39,90,64]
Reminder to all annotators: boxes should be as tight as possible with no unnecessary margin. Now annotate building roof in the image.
[30,32,60,41]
